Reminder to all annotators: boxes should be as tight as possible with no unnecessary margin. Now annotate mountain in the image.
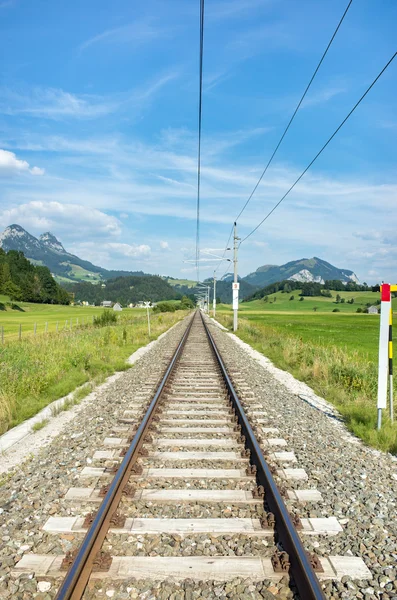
[0,225,146,284]
[243,257,359,287]
[39,231,66,253]
[67,276,180,305]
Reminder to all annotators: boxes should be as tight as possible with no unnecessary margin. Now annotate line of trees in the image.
[0,249,70,304]
[65,275,188,305]
[244,279,380,302]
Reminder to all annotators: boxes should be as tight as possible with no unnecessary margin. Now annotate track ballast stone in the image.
[1,312,392,599]
[207,317,397,600]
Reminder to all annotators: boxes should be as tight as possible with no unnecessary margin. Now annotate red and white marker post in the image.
[377,284,396,429]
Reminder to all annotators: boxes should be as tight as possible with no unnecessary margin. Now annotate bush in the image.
[289,296,294,301]
[299,297,304,302]
[93,310,118,327]
[180,296,195,309]
[332,308,340,312]
[153,302,176,313]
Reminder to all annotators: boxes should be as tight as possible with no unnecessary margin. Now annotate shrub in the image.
[153,302,176,313]
[332,308,340,312]
[93,310,118,327]
[289,296,294,301]
[180,296,195,309]
[299,297,304,302]
[356,307,362,313]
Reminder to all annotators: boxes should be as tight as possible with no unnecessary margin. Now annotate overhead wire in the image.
[214,0,354,274]
[240,51,397,244]
[195,0,205,283]
[234,0,354,224]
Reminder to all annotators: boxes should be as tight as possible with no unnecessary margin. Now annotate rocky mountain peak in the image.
[0,224,42,250]
[39,231,65,253]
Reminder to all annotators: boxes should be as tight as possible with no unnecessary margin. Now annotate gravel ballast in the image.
[1,312,396,599]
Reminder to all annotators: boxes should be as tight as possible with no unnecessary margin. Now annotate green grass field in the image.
[242,289,383,313]
[0,295,144,340]
[167,278,197,288]
[216,291,397,453]
[0,309,188,434]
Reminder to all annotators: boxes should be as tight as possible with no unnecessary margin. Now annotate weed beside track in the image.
[0,311,188,434]
[217,313,397,454]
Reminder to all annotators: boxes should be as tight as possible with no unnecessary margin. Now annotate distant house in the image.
[368,306,379,314]
[113,302,122,312]
[101,300,113,308]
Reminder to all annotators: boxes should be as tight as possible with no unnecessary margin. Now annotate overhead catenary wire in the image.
[195,0,205,283]
[234,0,353,223]
[240,51,397,244]
[214,0,353,274]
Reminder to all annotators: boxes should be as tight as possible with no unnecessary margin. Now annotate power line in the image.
[240,51,397,244]
[214,0,353,273]
[234,0,353,224]
[195,0,205,282]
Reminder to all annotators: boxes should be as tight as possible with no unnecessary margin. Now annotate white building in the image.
[368,306,379,314]
[113,302,122,311]
[101,300,113,308]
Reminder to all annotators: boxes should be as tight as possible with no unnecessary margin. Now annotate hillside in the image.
[67,275,180,305]
[0,248,69,304]
[244,257,359,287]
[0,225,147,284]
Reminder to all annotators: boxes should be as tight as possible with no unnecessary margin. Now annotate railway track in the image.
[12,311,370,599]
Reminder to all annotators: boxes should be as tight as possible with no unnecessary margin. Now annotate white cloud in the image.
[106,242,151,257]
[0,201,121,240]
[79,19,164,51]
[301,86,347,108]
[0,149,44,176]
[0,76,177,121]
[160,241,169,249]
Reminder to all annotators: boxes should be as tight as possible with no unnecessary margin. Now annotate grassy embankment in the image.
[0,309,189,435]
[216,290,397,453]
[0,295,124,341]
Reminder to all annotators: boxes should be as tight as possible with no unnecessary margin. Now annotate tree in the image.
[313,307,318,312]
[289,295,294,301]
[3,281,23,301]
[299,296,304,302]
[340,298,345,304]
[263,296,269,303]
[180,295,195,309]
[335,294,341,303]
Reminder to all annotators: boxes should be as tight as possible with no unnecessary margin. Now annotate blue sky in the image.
[0,0,396,283]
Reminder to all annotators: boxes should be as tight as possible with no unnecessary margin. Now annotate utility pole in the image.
[233,222,240,331]
[213,272,216,318]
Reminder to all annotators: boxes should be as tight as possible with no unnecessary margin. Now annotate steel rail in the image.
[55,312,196,600]
[201,312,326,600]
